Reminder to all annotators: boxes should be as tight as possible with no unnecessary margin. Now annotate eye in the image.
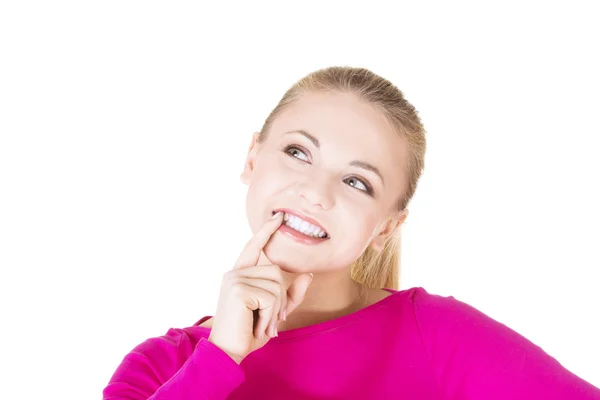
[344,177,372,194]
[284,144,373,195]
[284,145,310,162]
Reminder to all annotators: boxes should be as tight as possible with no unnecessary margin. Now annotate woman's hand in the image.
[208,212,314,364]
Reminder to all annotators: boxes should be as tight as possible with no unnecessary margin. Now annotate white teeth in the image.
[300,220,310,231]
[280,213,328,238]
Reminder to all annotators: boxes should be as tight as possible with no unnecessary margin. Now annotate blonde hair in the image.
[257,66,426,290]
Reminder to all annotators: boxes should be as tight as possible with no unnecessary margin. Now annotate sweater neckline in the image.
[194,288,401,341]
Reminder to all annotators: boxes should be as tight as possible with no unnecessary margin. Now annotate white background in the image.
[1,1,599,398]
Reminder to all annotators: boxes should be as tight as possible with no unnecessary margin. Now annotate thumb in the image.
[285,273,314,315]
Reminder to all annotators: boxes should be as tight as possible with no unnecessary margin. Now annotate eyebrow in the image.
[284,129,385,186]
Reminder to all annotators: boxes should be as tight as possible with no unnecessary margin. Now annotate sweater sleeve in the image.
[411,287,600,399]
[103,330,245,400]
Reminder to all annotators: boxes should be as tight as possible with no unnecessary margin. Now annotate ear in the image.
[369,209,409,253]
[240,132,260,185]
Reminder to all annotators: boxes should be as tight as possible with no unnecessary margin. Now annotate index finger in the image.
[234,211,283,269]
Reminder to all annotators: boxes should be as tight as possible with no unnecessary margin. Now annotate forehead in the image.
[269,91,408,193]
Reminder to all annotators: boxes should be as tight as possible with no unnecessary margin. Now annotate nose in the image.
[295,172,334,211]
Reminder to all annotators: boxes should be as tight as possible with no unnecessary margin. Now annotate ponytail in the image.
[351,231,401,290]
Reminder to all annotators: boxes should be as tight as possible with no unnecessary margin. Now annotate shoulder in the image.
[385,286,532,360]
[393,289,600,397]
[395,287,522,346]
[125,324,210,366]
[390,286,463,307]
[385,286,468,318]
[106,325,209,382]
[390,286,493,325]
[104,325,240,398]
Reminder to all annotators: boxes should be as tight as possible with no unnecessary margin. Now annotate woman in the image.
[103,66,600,399]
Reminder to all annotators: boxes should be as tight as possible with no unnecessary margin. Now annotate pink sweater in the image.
[103,287,600,399]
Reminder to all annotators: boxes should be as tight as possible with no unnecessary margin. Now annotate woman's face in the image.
[241,91,409,273]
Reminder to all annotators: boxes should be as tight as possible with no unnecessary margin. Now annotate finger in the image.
[269,293,281,337]
[235,278,281,338]
[234,212,283,269]
[268,282,287,336]
[234,265,295,288]
[234,265,294,321]
[252,278,282,338]
[246,275,282,337]
[279,282,287,321]
[232,283,276,340]
[256,304,276,339]
[252,292,276,340]
[284,273,314,316]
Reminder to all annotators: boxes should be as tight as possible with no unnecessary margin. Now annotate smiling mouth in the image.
[272,211,330,239]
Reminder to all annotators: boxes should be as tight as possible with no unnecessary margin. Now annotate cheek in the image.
[244,166,290,232]
[342,211,381,252]
[245,182,271,233]
[248,168,288,201]
[345,218,376,247]
[331,208,379,251]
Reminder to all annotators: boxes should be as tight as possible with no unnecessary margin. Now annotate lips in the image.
[272,208,329,238]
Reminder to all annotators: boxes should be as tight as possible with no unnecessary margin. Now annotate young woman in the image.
[103,67,600,399]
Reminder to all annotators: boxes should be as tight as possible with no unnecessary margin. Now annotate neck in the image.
[281,268,366,331]
[297,270,363,311]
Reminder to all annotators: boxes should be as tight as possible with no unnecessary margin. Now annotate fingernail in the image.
[283,310,287,321]
[309,273,314,279]
[271,211,282,219]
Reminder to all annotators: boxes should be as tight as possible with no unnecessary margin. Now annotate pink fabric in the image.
[103,287,600,399]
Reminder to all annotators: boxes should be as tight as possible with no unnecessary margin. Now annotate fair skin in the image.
[201,90,409,332]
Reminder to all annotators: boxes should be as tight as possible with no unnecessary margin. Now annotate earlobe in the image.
[370,236,386,253]
[240,132,260,185]
[369,210,409,253]
[240,160,254,186]
[240,171,249,184]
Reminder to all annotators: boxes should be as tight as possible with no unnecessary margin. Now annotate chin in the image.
[263,240,321,273]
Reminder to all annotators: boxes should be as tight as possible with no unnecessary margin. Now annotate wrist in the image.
[208,336,245,365]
